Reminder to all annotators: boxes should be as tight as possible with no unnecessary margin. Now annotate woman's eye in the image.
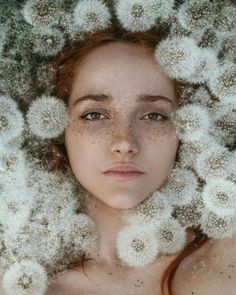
[80,112,106,121]
[143,112,167,121]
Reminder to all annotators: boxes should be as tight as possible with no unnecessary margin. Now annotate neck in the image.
[84,192,127,266]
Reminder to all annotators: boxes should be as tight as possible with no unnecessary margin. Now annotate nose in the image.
[110,123,139,157]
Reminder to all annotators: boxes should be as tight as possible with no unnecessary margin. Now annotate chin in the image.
[104,195,144,210]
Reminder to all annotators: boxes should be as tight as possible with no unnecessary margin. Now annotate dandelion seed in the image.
[173,195,203,227]
[161,168,198,206]
[0,148,27,184]
[221,34,236,62]
[214,5,236,36]
[189,86,216,109]
[115,0,158,32]
[195,144,232,181]
[172,104,212,142]
[187,48,218,84]
[202,178,236,217]
[155,36,200,81]
[150,0,174,22]
[121,191,172,225]
[177,0,217,31]
[73,0,111,33]
[178,136,218,170]
[155,218,187,254]
[0,96,24,145]
[212,103,236,146]
[208,61,236,103]
[22,0,63,27]
[26,95,69,139]
[200,209,236,239]
[32,26,65,57]
[66,213,98,257]
[2,260,47,295]
[116,224,159,267]
[198,28,220,49]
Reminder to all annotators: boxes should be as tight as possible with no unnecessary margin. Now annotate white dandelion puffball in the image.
[178,136,218,169]
[174,195,204,227]
[208,61,236,103]
[202,178,236,217]
[121,190,172,225]
[187,48,218,84]
[0,148,28,184]
[200,210,236,239]
[73,0,111,33]
[150,0,174,22]
[155,218,187,254]
[32,26,65,57]
[212,102,236,146]
[66,213,98,257]
[26,95,69,139]
[222,34,236,61]
[115,0,158,32]
[177,0,217,31]
[214,5,236,36]
[0,182,33,231]
[161,168,198,206]
[172,104,211,142]
[116,224,159,267]
[189,86,216,109]
[0,95,24,145]
[195,144,232,181]
[22,0,63,27]
[154,36,199,80]
[2,260,48,295]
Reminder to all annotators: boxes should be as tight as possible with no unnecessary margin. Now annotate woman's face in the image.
[65,42,179,210]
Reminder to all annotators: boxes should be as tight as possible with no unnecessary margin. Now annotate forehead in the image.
[69,42,176,106]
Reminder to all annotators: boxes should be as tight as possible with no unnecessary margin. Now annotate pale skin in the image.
[1,42,235,294]
[43,42,236,294]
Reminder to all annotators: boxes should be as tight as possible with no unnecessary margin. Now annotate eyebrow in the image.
[72,94,175,107]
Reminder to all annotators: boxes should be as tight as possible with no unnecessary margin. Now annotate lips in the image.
[104,164,144,173]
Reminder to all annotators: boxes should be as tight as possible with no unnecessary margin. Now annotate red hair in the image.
[48,21,209,294]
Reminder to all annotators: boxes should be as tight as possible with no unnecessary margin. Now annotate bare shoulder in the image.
[174,234,236,295]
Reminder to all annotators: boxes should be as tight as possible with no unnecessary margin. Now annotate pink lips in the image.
[103,164,145,180]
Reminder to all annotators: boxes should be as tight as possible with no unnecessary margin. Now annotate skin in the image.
[43,42,236,295]
[65,41,179,211]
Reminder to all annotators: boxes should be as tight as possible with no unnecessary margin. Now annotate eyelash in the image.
[79,111,168,122]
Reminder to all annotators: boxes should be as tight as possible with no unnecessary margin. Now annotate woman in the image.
[42,22,236,295]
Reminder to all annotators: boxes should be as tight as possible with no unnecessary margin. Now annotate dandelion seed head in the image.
[155,36,200,80]
[173,195,204,226]
[213,103,236,146]
[26,95,69,139]
[198,28,219,49]
[66,214,98,257]
[195,144,232,180]
[121,191,172,225]
[0,96,24,145]
[32,27,65,57]
[161,168,198,205]
[73,0,111,33]
[187,48,218,84]
[214,6,236,35]
[2,260,47,295]
[200,210,236,239]
[155,218,187,254]
[115,0,158,32]
[116,224,159,267]
[172,104,212,142]
[178,136,218,169]
[208,61,236,101]
[150,0,174,21]
[202,178,236,217]
[221,34,236,61]
[177,0,217,31]
[22,0,63,27]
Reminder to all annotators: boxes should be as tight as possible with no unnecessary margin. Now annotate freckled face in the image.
[64,42,179,209]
